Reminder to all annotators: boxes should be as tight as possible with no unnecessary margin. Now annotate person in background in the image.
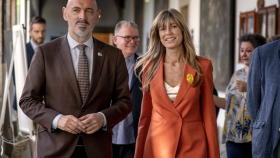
[214,33,266,158]
[13,16,46,110]
[267,34,280,43]
[112,20,143,158]
[213,86,219,118]
[26,16,46,68]
[134,8,219,158]
[11,16,47,158]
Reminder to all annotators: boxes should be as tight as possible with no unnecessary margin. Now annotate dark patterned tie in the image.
[77,44,89,104]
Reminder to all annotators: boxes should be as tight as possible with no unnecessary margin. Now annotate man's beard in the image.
[73,27,89,37]
[33,37,44,45]
[73,20,90,37]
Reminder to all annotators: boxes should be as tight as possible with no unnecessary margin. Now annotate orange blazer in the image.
[135,57,220,158]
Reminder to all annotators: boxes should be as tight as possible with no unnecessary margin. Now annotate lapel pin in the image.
[186,74,194,84]
[98,52,103,56]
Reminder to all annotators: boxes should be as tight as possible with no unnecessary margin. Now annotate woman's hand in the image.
[236,80,247,92]
[213,95,226,109]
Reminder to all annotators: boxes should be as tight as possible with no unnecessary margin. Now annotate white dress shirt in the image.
[164,82,180,102]
[30,39,38,50]
[52,33,107,129]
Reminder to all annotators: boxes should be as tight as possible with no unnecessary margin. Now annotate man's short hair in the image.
[114,20,138,35]
[267,35,280,43]
[29,16,46,30]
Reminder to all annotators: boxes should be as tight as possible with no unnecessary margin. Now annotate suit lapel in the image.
[152,57,181,117]
[130,73,137,91]
[83,38,106,106]
[56,35,82,105]
[173,63,196,107]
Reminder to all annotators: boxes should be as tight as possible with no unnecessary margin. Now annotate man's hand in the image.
[79,113,104,134]
[57,115,86,134]
[236,80,247,92]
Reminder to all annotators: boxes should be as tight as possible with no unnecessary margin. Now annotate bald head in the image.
[66,0,98,10]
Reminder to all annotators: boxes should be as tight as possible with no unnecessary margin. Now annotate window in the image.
[239,10,256,36]
[256,5,277,38]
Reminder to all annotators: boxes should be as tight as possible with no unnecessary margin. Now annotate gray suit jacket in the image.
[247,40,280,158]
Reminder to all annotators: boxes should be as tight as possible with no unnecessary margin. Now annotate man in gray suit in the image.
[112,20,143,158]
[247,40,280,158]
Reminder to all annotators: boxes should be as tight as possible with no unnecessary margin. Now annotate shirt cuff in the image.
[52,114,63,129]
[98,112,107,131]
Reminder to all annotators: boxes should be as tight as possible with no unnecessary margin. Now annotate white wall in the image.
[169,0,180,10]
[235,0,279,71]
[186,0,201,55]
[142,0,155,55]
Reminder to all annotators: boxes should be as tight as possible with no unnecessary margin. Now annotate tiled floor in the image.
[217,109,227,158]
[217,91,227,158]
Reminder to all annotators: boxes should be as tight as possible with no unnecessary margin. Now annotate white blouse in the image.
[164,82,180,102]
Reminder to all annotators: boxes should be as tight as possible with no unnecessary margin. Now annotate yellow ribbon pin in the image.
[186,74,194,84]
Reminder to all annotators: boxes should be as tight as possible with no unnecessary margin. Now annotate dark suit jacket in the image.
[19,35,133,158]
[213,86,219,118]
[247,40,280,158]
[26,42,35,68]
[130,54,143,138]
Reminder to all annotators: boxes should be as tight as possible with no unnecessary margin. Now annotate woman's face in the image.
[240,42,255,66]
[158,19,183,50]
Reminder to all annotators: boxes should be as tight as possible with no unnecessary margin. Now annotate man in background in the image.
[112,20,143,158]
[13,16,46,112]
[14,16,46,110]
[11,16,46,158]
[26,16,46,67]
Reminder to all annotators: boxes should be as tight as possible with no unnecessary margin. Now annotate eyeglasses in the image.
[116,36,141,42]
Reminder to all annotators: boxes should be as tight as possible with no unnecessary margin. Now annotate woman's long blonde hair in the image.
[134,8,202,91]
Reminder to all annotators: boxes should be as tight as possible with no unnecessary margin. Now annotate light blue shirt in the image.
[112,54,135,144]
[52,33,107,129]
[30,39,38,50]
[126,55,134,89]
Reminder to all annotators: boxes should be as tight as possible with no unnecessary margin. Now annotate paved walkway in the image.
[217,109,227,158]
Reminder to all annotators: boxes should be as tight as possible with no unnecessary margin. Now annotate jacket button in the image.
[279,128,280,132]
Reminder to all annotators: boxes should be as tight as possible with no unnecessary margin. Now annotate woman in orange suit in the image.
[134,9,220,158]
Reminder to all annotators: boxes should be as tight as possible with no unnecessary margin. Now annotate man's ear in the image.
[113,36,118,46]
[96,10,101,21]
[62,7,68,21]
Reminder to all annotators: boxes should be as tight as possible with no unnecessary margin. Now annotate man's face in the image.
[63,0,100,40]
[29,23,46,45]
[113,26,139,59]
